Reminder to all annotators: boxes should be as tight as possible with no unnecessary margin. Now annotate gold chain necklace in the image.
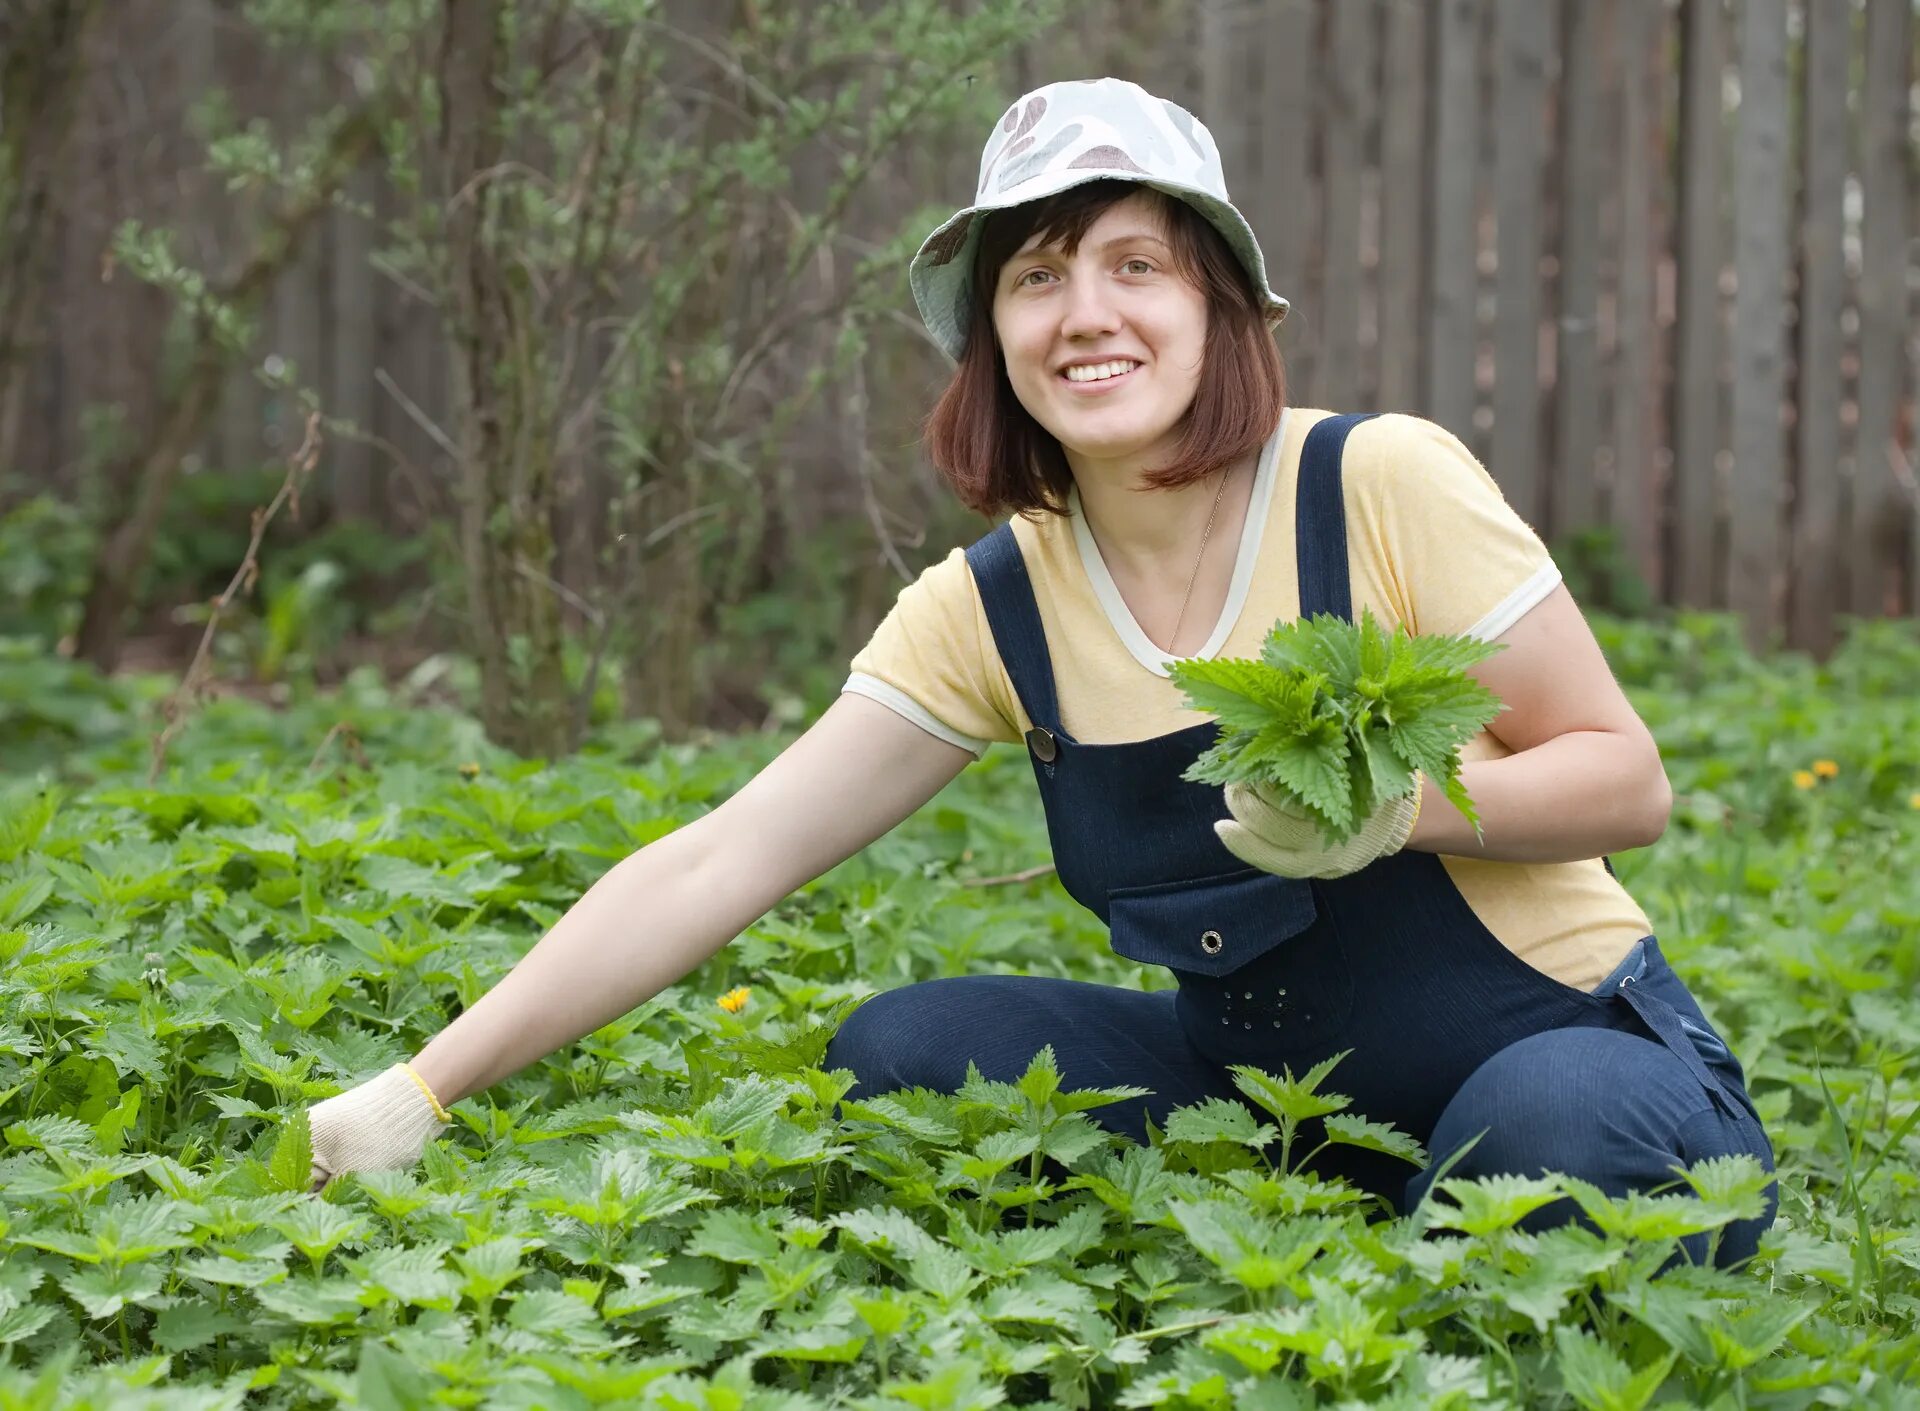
[1165,463,1231,655]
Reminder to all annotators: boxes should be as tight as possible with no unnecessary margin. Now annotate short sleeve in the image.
[1345,413,1561,640]
[842,546,1021,760]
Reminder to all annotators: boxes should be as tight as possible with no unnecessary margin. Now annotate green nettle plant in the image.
[1169,609,1506,840]
[0,611,1916,1404]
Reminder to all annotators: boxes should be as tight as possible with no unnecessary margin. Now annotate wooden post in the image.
[1552,0,1603,540]
[1791,0,1849,654]
[1851,0,1914,618]
[325,163,378,521]
[1424,0,1480,437]
[1671,0,1726,608]
[1320,1,1370,410]
[1378,0,1427,414]
[1610,0,1661,591]
[1727,0,1790,648]
[1491,0,1551,527]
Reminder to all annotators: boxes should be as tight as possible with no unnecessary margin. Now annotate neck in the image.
[1072,449,1257,580]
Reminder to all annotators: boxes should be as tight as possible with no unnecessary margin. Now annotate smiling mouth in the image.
[1059,361,1141,389]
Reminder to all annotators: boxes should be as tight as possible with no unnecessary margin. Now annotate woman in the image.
[310,78,1775,1265]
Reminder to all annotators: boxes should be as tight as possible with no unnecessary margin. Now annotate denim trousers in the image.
[823,937,1777,1268]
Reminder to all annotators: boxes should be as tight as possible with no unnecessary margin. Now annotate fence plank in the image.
[326,164,378,520]
[1728,0,1790,646]
[1247,1,1317,400]
[1424,0,1479,434]
[1320,0,1370,409]
[1552,0,1603,538]
[1610,0,1659,587]
[1852,0,1914,616]
[1791,0,1849,653]
[1377,0,1426,412]
[1671,0,1725,607]
[1490,0,1551,527]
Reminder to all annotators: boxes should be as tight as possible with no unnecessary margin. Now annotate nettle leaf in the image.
[271,1200,367,1267]
[1229,1054,1354,1125]
[4,1116,94,1153]
[267,1107,312,1194]
[1161,1098,1277,1152]
[688,1208,783,1265]
[59,1263,165,1320]
[1175,607,1503,844]
[0,1301,55,1346]
[1428,1173,1566,1236]
[1321,1114,1426,1169]
[1554,1324,1676,1411]
[1164,1198,1335,1293]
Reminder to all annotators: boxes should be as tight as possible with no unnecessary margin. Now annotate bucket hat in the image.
[908,76,1290,364]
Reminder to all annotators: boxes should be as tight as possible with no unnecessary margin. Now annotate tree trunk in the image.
[436,0,571,757]
[0,0,101,478]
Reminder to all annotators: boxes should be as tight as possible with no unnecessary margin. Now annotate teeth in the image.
[1063,360,1138,382]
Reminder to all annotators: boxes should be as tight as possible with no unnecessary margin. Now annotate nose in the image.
[1058,270,1121,342]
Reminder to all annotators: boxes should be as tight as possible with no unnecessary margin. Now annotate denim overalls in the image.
[829,413,1776,1263]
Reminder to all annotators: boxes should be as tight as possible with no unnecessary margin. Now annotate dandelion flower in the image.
[1812,759,1839,779]
[718,986,751,1014]
[458,762,481,780]
[1909,792,1920,811]
[1791,770,1816,791]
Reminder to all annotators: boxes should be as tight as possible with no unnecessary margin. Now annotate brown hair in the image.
[921,179,1287,521]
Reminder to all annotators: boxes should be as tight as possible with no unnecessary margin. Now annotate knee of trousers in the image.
[822,987,924,1102]
[822,977,1030,1102]
[1409,1027,1735,1203]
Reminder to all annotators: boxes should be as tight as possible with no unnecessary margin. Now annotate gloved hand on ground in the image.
[306,1062,452,1193]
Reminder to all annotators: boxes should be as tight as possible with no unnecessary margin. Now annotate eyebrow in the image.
[1016,232,1170,259]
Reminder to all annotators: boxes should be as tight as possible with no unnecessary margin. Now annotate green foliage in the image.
[1170,609,1505,841]
[0,495,94,643]
[0,609,1916,1404]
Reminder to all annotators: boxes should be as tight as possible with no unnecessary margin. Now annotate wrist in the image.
[398,1062,452,1124]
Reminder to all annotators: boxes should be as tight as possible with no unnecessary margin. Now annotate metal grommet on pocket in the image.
[1024,726,1057,762]
[1199,929,1223,956]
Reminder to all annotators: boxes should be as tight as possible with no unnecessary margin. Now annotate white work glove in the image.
[307,1063,452,1193]
[1214,781,1421,880]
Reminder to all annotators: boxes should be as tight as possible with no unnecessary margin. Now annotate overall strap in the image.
[963,522,1063,736]
[1294,412,1380,622]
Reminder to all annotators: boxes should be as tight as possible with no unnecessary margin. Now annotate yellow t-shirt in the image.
[843,408,1651,992]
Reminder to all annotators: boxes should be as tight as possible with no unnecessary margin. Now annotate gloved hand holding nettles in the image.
[1167,609,1506,879]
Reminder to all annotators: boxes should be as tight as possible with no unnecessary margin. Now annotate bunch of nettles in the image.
[1169,608,1506,845]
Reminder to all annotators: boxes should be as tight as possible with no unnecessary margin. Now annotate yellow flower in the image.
[1812,759,1839,779]
[1791,770,1816,791]
[717,986,751,1014]
[1909,792,1920,811]
[458,762,481,780]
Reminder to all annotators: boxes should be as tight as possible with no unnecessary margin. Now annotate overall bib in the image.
[827,414,1776,1264]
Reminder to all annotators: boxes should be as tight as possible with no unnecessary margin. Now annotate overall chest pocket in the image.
[1106,867,1319,979]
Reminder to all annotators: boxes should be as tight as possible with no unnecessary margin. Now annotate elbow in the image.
[1623,748,1673,850]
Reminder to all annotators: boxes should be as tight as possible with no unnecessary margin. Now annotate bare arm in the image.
[408,694,974,1107]
[1405,583,1672,863]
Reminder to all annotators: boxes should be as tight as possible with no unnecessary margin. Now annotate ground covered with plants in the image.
[1,612,1916,1408]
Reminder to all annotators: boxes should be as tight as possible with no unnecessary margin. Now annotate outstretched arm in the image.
[308,693,974,1188]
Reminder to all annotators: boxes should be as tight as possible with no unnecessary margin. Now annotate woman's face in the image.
[989,191,1207,469]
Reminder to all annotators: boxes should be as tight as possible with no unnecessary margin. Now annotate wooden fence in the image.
[1198,0,1916,652]
[8,0,1917,657]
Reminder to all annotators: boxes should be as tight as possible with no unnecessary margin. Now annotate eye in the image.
[1016,268,1054,288]
[1122,258,1155,275]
